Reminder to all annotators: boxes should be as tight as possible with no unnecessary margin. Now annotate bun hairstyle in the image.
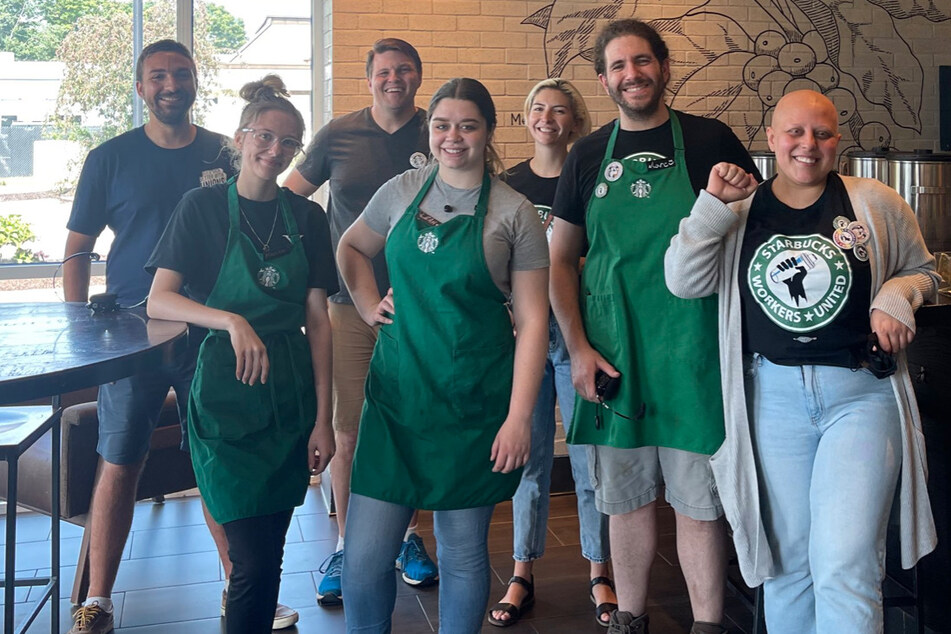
[230,74,305,169]
[428,78,504,176]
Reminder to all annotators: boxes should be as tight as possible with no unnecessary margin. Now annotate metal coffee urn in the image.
[888,151,951,253]
[749,151,775,181]
[842,150,890,185]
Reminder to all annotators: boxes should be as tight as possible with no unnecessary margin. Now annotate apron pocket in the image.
[581,293,620,362]
[365,327,401,407]
[190,339,273,441]
[450,342,513,422]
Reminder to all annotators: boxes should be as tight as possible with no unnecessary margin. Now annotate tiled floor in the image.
[0,486,758,633]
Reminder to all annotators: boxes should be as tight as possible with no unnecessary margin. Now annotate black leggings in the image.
[222,509,294,634]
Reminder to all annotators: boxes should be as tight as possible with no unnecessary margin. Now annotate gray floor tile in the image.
[128,523,219,559]
[113,551,222,593]
[119,579,221,627]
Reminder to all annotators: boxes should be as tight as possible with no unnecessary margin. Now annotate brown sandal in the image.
[590,576,618,627]
[487,575,535,627]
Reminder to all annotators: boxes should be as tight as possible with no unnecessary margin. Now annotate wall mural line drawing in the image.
[523,0,951,154]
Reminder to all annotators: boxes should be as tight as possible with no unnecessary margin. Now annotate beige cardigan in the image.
[664,175,939,586]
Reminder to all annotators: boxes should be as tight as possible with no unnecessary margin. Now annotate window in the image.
[0,0,315,302]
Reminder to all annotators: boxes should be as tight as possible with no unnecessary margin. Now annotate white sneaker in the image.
[221,588,300,629]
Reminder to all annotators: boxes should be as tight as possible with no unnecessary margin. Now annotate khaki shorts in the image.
[329,302,378,433]
[587,444,723,521]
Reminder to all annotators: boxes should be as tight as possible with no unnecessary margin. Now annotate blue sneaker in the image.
[396,534,439,586]
[316,550,343,606]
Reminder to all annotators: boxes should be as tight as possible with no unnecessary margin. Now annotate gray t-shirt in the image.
[361,163,549,297]
[296,107,429,303]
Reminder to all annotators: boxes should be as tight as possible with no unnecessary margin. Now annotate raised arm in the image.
[665,163,753,300]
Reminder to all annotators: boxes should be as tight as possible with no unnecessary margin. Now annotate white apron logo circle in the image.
[417,231,439,253]
[595,182,608,198]
[409,152,427,169]
[257,265,281,289]
[631,179,651,199]
[746,233,852,332]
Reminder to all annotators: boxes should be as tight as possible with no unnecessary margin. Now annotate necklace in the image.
[239,202,280,256]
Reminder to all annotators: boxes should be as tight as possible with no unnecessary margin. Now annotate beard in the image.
[147,92,195,125]
[607,79,666,122]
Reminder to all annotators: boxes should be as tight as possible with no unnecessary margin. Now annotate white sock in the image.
[336,536,345,552]
[84,596,114,613]
[403,525,418,542]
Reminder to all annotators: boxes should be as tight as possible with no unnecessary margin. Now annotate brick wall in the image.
[329,0,951,166]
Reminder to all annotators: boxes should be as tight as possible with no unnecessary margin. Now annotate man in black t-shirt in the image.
[549,19,759,634]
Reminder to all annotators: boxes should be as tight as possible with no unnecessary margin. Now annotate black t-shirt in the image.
[739,173,873,367]
[552,111,761,225]
[146,183,339,304]
[503,159,560,240]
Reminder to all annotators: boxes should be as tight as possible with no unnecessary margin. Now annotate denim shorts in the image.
[588,444,723,520]
[97,354,194,465]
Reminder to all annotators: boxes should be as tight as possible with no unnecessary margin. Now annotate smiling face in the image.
[368,50,421,115]
[767,90,841,193]
[429,98,489,176]
[598,34,669,127]
[235,109,303,185]
[527,88,577,150]
[136,51,197,125]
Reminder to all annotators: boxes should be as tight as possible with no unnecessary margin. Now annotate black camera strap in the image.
[594,399,647,429]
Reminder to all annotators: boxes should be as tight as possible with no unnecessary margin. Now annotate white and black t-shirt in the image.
[738,173,873,367]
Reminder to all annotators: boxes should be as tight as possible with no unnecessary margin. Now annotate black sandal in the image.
[487,575,535,628]
[590,576,618,628]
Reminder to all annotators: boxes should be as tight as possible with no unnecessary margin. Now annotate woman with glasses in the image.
[337,77,550,633]
[146,75,338,634]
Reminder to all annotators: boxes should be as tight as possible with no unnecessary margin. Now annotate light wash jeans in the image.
[511,315,610,563]
[342,493,494,633]
[745,354,901,634]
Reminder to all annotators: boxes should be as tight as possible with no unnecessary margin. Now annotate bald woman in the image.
[664,90,939,634]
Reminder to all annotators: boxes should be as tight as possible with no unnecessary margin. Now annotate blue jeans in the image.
[511,316,609,563]
[343,494,494,633]
[745,355,901,634]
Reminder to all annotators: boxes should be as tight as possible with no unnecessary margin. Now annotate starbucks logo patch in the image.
[747,233,852,332]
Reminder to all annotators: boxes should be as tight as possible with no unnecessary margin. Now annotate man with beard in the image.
[549,19,760,634]
[63,40,297,634]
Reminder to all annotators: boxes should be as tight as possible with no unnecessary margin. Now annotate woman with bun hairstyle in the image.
[146,75,338,634]
[337,77,550,633]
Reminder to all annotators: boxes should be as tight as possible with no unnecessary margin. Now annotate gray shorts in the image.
[97,357,194,465]
[587,444,723,521]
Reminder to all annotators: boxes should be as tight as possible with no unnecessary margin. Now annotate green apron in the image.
[565,111,724,454]
[187,180,316,524]
[350,168,522,510]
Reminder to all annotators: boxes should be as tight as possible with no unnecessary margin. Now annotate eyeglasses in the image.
[240,128,304,156]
